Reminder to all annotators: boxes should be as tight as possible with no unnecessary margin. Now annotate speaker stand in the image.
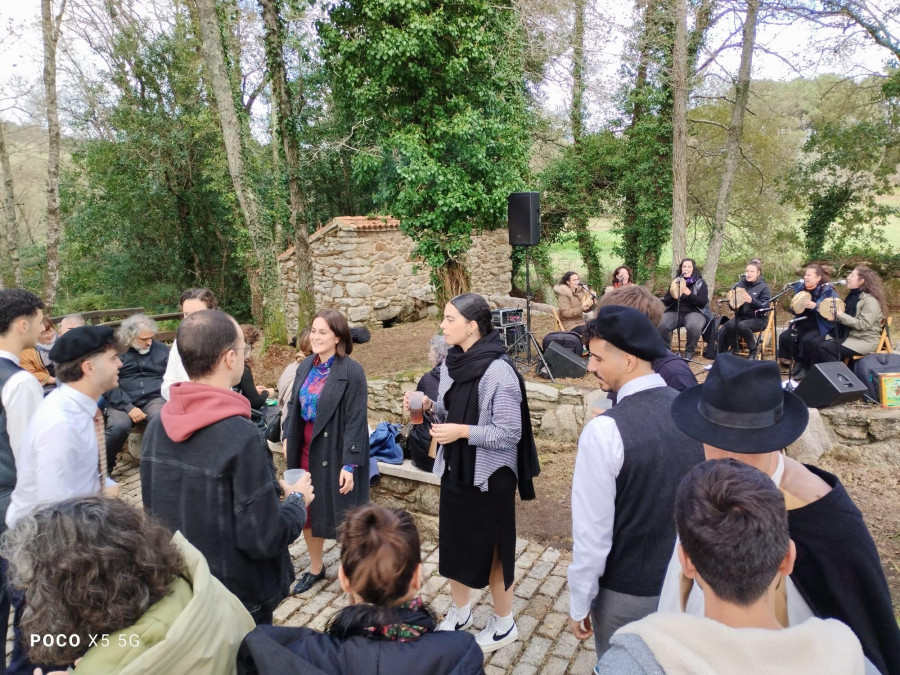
[507,246,554,382]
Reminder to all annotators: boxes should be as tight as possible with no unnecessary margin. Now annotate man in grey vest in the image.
[567,305,704,664]
[0,289,46,672]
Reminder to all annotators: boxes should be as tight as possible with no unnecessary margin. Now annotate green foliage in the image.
[779,76,900,260]
[58,16,254,320]
[317,0,532,300]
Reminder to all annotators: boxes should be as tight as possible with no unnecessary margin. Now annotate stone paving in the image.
[112,455,599,674]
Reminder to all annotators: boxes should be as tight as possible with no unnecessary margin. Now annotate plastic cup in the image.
[284,469,307,486]
[408,391,424,425]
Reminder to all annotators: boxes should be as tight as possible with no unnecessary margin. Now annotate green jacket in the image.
[74,532,255,675]
[827,292,883,356]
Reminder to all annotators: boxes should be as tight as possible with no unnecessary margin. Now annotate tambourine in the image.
[726,288,747,311]
[790,291,811,315]
[669,278,687,298]
[817,297,845,320]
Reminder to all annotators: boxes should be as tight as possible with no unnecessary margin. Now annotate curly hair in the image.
[853,266,888,322]
[1,497,184,666]
[117,313,158,348]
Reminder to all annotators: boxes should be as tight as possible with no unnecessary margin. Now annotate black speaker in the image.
[508,192,540,246]
[794,362,867,408]
[544,341,587,379]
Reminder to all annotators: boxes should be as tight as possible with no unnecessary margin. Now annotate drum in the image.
[790,291,811,315]
[817,297,845,321]
[669,278,686,298]
[726,288,746,311]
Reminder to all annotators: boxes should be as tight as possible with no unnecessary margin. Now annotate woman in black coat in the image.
[658,258,709,360]
[283,309,369,594]
[236,505,484,675]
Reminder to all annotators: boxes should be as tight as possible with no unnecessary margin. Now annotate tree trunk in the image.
[190,0,286,337]
[259,0,316,335]
[568,0,603,288]
[704,0,759,295]
[41,0,66,310]
[671,0,688,275]
[0,123,22,287]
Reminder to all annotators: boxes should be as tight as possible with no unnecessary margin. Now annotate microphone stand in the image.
[729,278,742,357]
[674,278,683,358]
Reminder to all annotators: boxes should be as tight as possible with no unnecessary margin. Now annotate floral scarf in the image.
[298,354,335,423]
[327,597,435,643]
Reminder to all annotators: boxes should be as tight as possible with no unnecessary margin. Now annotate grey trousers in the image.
[590,587,659,658]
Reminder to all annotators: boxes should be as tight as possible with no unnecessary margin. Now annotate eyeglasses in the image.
[235,344,252,357]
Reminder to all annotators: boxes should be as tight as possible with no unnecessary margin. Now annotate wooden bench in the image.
[52,308,183,342]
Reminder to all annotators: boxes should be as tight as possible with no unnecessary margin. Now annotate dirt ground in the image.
[253,316,899,617]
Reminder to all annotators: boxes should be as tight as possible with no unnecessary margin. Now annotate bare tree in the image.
[0,123,22,287]
[703,0,760,294]
[189,0,286,335]
[41,0,67,309]
[259,0,316,331]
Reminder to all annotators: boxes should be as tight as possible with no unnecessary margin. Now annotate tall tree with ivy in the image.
[317,0,532,301]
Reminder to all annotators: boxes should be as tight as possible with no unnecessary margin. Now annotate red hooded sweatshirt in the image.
[161,381,251,442]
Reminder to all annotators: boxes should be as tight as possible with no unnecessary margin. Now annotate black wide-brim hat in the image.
[671,353,809,454]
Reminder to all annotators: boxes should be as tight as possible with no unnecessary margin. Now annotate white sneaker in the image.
[437,604,473,632]
[475,614,518,653]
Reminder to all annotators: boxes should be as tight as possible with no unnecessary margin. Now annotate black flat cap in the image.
[49,325,116,363]
[587,305,668,362]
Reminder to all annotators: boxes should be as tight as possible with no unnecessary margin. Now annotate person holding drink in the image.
[404,293,538,654]
[283,309,370,595]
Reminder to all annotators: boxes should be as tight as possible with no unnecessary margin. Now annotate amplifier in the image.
[498,324,525,352]
[492,307,523,327]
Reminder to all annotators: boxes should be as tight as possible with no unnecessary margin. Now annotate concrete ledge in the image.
[376,459,440,485]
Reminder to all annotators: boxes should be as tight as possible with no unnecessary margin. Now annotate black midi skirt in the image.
[439,466,517,590]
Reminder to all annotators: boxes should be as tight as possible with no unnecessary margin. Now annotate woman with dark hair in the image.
[778,264,839,379]
[604,266,634,295]
[403,293,537,654]
[554,271,596,334]
[20,316,57,391]
[283,309,369,595]
[809,266,886,368]
[237,504,484,674]
[658,258,709,361]
[2,496,254,673]
[716,260,771,358]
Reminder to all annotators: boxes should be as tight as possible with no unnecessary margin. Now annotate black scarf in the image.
[327,597,436,642]
[442,330,506,487]
[836,288,861,342]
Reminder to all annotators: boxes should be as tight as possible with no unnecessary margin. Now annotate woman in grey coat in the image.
[283,309,369,594]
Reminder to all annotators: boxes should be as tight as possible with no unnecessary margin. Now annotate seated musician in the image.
[603,266,634,295]
[554,271,596,335]
[717,260,771,359]
[658,258,709,361]
[810,266,886,368]
[778,264,839,379]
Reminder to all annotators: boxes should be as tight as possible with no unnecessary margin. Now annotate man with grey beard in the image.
[104,313,169,472]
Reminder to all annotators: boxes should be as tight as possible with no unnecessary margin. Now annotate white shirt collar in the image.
[59,384,100,417]
[0,350,20,366]
[616,372,667,403]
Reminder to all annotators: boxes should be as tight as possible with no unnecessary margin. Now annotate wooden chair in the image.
[844,316,894,366]
[552,308,565,333]
[755,308,777,360]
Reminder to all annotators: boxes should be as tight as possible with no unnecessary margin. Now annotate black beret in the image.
[588,305,669,362]
[49,325,116,363]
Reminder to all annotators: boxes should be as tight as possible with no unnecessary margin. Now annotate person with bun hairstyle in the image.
[403,293,539,654]
[283,309,370,595]
[236,504,485,674]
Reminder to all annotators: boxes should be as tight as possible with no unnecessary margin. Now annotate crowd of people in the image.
[0,272,896,674]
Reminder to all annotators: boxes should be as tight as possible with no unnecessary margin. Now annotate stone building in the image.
[279,216,512,331]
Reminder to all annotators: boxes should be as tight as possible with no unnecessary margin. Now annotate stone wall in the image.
[279,218,513,332]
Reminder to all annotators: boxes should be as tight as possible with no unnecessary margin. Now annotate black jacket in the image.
[409,365,441,471]
[141,405,305,612]
[105,340,169,411]
[235,363,269,409]
[662,277,709,316]
[733,278,771,320]
[236,612,485,675]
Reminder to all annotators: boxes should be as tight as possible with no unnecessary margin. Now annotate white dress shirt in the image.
[7,384,115,528]
[568,372,667,622]
[656,452,815,624]
[0,350,44,458]
[161,340,188,400]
